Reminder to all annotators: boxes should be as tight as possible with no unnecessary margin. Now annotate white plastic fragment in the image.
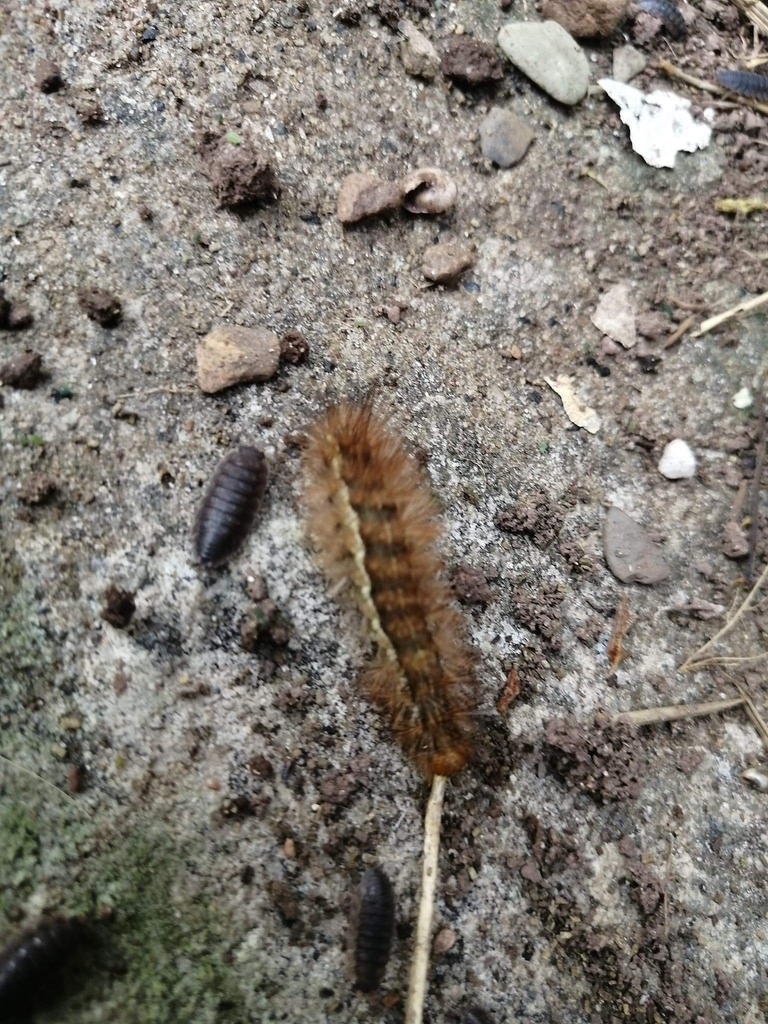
[658,438,696,480]
[598,78,712,169]
[545,375,601,434]
[591,282,636,349]
[733,386,753,410]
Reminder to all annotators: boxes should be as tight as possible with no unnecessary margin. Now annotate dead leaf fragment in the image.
[497,667,521,713]
[591,282,637,349]
[545,375,601,434]
[607,594,631,672]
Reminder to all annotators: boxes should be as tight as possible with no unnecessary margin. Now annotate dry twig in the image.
[691,290,768,338]
[668,295,710,313]
[680,561,768,671]
[405,774,446,1024]
[733,681,768,750]
[746,380,766,583]
[662,314,695,349]
[716,198,768,215]
[0,752,78,805]
[731,0,768,37]
[114,384,197,400]
[616,696,746,727]
[657,59,768,115]
[579,167,610,190]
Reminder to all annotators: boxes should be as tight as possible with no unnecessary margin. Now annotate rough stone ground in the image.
[1,1,768,1022]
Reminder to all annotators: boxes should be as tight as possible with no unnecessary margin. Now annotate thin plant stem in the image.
[405,774,446,1024]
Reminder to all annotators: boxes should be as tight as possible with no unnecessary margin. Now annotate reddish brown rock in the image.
[542,0,630,37]
[200,131,278,208]
[197,325,280,394]
[337,172,402,223]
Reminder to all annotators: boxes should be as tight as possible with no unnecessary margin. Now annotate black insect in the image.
[717,70,768,101]
[193,447,268,567]
[636,0,687,38]
[349,866,395,993]
[0,917,87,1016]
[461,1007,494,1024]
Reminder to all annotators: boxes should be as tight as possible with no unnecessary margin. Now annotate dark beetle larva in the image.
[636,0,687,38]
[193,446,268,567]
[461,1006,494,1024]
[717,70,768,101]
[0,917,87,1014]
[349,866,395,993]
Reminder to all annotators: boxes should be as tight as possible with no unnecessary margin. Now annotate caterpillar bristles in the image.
[302,400,476,779]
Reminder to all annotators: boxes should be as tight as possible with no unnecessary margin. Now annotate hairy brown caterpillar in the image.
[303,401,475,779]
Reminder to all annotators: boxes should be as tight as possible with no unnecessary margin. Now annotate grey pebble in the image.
[479,107,535,168]
[603,506,670,585]
[497,20,589,105]
[612,45,647,83]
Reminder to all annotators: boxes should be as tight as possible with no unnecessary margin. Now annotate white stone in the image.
[733,386,753,410]
[658,439,696,480]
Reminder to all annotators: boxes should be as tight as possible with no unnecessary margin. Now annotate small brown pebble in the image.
[722,520,749,559]
[440,37,503,84]
[283,837,297,858]
[248,754,275,779]
[542,0,629,37]
[245,574,268,601]
[112,668,128,694]
[196,325,280,393]
[67,764,84,793]
[280,329,309,365]
[432,927,458,955]
[17,473,57,506]
[520,861,543,883]
[5,304,33,330]
[207,778,221,791]
[0,351,43,389]
[36,58,64,93]
[316,92,328,110]
[636,310,670,341]
[453,563,492,603]
[399,19,441,79]
[78,101,104,125]
[506,344,522,359]
[199,130,278,208]
[374,303,404,324]
[400,168,457,215]
[137,203,153,221]
[421,241,474,284]
[78,287,122,327]
[100,585,136,629]
[337,172,403,224]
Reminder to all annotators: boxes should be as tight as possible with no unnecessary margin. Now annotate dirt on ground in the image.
[2,1,768,1022]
